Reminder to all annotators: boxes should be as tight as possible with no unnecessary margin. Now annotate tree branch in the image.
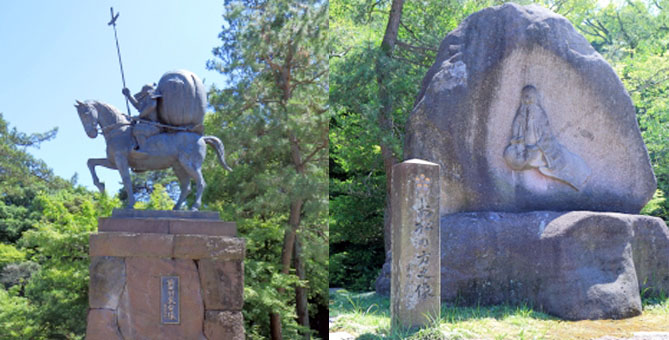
[291,69,328,89]
[396,40,437,55]
[391,54,432,68]
[300,137,328,168]
[653,0,663,10]
[632,68,669,93]
[330,46,352,58]
[616,11,636,50]
[581,19,612,45]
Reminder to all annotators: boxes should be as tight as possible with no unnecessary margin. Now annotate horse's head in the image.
[75,100,99,138]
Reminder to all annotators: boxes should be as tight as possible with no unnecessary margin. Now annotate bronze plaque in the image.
[161,276,180,324]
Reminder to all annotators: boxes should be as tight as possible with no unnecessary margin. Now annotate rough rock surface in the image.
[630,216,669,296]
[86,309,123,340]
[89,256,125,309]
[198,259,244,311]
[377,211,669,320]
[404,3,656,214]
[203,311,245,340]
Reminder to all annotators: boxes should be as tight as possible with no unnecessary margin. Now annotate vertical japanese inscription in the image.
[406,174,436,308]
[161,276,180,324]
[391,159,440,330]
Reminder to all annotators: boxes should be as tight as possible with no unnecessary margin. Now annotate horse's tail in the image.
[203,136,233,171]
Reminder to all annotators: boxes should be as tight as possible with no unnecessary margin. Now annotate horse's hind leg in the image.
[190,169,206,211]
[172,164,191,210]
[180,160,206,211]
[87,158,116,193]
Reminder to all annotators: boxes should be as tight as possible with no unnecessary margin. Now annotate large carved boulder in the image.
[405,3,656,214]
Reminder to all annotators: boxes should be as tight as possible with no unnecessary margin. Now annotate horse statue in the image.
[74,99,232,210]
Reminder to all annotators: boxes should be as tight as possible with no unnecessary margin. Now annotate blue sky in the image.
[0,1,228,194]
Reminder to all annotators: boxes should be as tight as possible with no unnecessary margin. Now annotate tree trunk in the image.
[380,0,405,54]
[377,0,405,257]
[270,313,282,340]
[270,198,304,340]
[294,236,310,339]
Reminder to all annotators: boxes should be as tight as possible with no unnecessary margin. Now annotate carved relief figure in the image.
[503,85,591,190]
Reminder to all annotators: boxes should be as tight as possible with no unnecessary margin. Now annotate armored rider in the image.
[122,84,162,154]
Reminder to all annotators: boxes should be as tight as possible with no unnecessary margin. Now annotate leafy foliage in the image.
[0,288,41,340]
[0,114,121,339]
[0,190,119,340]
[641,189,668,218]
[133,183,174,210]
[119,170,181,205]
[0,243,25,267]
[0,261,39,291]
[238,217,301,338]
[0,113,69,243]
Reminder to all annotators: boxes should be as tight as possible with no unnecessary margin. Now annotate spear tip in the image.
[108,7,119,26]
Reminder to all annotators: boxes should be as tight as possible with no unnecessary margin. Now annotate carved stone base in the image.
[378,211,669,320]
[86,211,245,340]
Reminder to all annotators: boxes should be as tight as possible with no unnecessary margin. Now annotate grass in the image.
[329,289,669,340]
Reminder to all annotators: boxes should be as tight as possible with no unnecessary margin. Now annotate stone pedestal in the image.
[376,211,669,320]
[86,210,245,340]
[391,159,441,329]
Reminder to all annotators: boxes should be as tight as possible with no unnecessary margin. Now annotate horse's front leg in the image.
[113,153,135,209]
[87,158,116,193]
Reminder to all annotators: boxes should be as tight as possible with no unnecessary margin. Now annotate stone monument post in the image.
[391,159,440,329]
[85,210,245,340]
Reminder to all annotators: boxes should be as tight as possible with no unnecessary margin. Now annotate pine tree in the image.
[206,1,329,338]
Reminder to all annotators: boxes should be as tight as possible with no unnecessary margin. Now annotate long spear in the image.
[108,7,132,116]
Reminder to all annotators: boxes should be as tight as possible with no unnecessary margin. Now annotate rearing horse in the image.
[75,99,232,210]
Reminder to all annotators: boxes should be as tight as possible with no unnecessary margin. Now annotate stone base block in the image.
[630,216,669,297]
[86,213,244,340]
[377,211,669,320]
[87,309,123,340]
[117,257,205,339]
[204,311,245,340]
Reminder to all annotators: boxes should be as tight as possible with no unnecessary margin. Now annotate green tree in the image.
[0,189,119,340]
[133,183,174,210]
[0,288,40,339]
[0,113,68,243]
[206,0,329,338]
[0,114,120,339]
[118,170,180,206]
[21,190,117,339]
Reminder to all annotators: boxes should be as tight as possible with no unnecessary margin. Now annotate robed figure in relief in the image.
[503,85,591,190]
